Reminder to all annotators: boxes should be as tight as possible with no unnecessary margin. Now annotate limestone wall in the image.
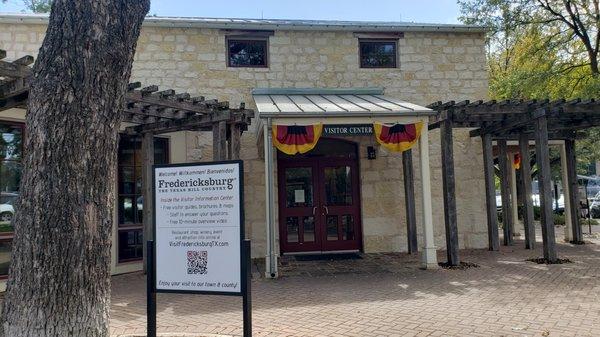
[0,21,490,260]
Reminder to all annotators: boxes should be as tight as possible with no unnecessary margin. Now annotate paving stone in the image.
[109,226,600,336]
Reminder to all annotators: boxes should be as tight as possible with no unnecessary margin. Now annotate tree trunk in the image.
[1,1,149,336]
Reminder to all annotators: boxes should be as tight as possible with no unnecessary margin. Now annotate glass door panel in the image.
[278,162,322,252]
[302,216,315,242]
[324,166,353,206]
[326,215,339,241]
[285,167,313,208]
[319,162,361,251]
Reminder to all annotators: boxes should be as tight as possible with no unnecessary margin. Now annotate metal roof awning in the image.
[253,88,435,124]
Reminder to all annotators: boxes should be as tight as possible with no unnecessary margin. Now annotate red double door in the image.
[278,157,362,253]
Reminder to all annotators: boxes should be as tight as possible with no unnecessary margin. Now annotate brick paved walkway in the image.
[111,227,600,337]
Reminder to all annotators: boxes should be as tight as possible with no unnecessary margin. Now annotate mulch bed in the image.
[438,261,480,270]
[526,257,573,264]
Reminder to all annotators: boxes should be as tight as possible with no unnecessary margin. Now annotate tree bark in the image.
[1,1,149,336]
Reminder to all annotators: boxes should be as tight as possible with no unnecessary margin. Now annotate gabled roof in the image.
[0,13,486,33]
[253,88,434,118]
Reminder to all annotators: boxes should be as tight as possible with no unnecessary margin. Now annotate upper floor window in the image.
[227,38,269,68]
[359,40,397,68]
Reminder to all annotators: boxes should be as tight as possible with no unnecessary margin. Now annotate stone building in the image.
[0,14,488,287]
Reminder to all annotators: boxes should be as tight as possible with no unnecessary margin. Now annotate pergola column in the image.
[482,134,499,251]
[419,121,438,269]
[535,113,558,262]
[263,120,278,278]
[229,123,242,160]
[440,117,460,265]
[509,155,522,237]
[498,140,514,245]
[518,134,535,249]
[402,149,418,254]
[213,120,227,160]
[565,139,583,243]
[141,132,155,272]
[560,143,573,242]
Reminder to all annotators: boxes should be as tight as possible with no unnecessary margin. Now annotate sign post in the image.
[147,160,250,336]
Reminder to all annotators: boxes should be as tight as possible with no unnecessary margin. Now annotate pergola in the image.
[429,99,600,264]
[0,50,254,266]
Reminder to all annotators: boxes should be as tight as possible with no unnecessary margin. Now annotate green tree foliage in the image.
[459,0,600,174]
[1,0,52,13]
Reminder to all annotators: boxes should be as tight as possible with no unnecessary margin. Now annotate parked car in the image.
[0,192,18,222]
[590,191,600,219]
[587,177,600,196]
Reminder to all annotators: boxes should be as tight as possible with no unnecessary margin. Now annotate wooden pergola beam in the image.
[0,90,28,110]
[487,130,578,141]
[127,111,234,134]
[0,59,32,78]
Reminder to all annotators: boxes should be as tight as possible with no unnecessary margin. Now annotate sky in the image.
[0,0,462,24]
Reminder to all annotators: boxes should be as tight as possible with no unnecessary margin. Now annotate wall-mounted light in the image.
[367,146,376,160]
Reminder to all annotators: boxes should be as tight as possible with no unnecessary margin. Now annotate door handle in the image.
[312,206,317,215]
[322,205,329,215]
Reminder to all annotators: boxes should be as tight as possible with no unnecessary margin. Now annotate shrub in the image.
[553,213,566,226]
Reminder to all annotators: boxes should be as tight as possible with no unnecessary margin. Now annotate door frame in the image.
[276,137,363,255]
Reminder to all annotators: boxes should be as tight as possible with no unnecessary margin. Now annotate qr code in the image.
[187,250,208,275]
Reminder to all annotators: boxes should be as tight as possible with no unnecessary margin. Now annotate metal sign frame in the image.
[147,160,251,336]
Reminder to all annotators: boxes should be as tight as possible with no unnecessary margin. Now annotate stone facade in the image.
[0,19,489,266]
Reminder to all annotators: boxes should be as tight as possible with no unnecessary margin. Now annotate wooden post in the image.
[565,139,582,243]
[213,120,227,160]
[498,139,514,245]
[402,149,418,254]
[482,134,500,251]
[141,132,155,272]
[509,157,521,236]
[560,143,573,242]
[230,123,242,160]
[518,133,535,249]
[440,118,460,266]
[535,114,558,262]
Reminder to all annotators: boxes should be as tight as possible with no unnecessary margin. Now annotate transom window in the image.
[359,40,398,68]
[227,38,268,67]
